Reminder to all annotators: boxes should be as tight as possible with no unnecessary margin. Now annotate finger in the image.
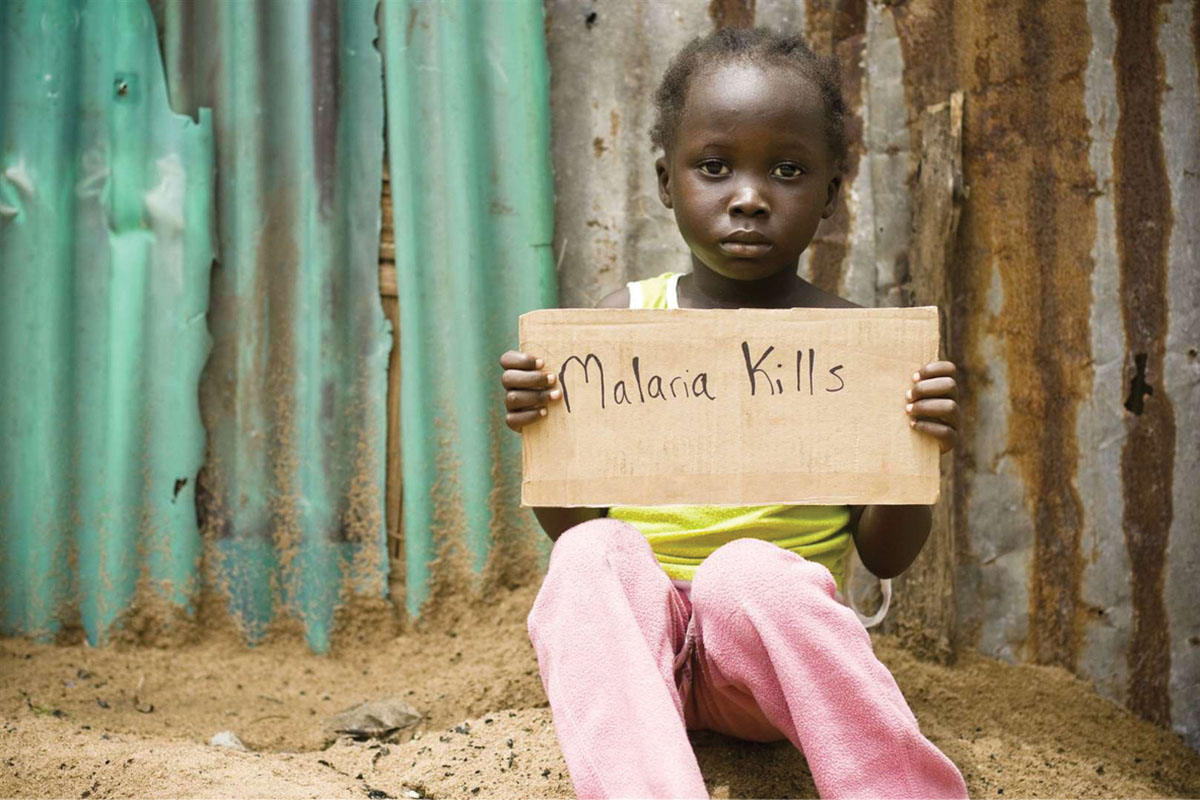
[500,351,545,370]
[505,388,561,410]
[502,369,557,390]
[906,398,959,427]
[910,420,958,453]
[506,408,547,431]
[913,361,957,382]
[906,376,957,402]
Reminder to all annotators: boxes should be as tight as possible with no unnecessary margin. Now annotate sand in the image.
[3,584,1199,800]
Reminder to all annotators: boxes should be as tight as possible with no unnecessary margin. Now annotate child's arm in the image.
[852,361,960,578]
[500,289,632,541]
[500,350,604,540]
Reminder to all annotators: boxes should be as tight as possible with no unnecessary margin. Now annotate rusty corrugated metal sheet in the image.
[1,0,214,643]
[157,0,392,651]
[544,0,1200,748]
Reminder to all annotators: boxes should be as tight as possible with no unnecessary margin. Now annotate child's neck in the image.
[681,260,818,309]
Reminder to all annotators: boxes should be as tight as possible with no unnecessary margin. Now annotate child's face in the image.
[656,62,841,281]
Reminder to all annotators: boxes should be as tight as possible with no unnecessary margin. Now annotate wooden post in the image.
[887,92,965,663]
[379,163,405,613]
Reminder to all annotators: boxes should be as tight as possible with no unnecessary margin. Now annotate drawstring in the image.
[851,578,891,628]
[839,573,892,628]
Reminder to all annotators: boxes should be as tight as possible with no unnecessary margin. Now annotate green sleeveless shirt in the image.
[607,273,855,590]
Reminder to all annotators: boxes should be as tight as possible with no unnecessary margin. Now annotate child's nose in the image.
[728,184,770,217]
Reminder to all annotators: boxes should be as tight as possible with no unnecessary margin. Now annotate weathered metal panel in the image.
[0,0,214,643]
[547,0,706,309]
[1078,0,1131,711]
[156,0,392,651]
[1159,0,1200,750]
[544,0,1200,748]
[1,0,391,653]
[381,0,556,617]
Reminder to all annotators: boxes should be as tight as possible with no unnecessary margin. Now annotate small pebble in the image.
[209,730,247,751]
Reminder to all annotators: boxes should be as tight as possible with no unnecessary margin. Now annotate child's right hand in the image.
[500,351,561,432]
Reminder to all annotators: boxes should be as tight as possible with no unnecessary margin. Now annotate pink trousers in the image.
[527,519,968,800]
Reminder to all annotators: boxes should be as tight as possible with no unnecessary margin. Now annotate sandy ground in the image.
[2,584,1199,800]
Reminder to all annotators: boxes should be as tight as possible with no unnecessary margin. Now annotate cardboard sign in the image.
[519,306,941,507]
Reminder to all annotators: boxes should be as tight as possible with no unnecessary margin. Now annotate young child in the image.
[499,28,967,800]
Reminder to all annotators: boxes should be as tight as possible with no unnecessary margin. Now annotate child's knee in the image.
[548,517,649,574]
[528,519,656,641]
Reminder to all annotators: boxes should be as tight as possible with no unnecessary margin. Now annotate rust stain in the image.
[592,136,607,158]
[1112,0,1175,728]
[889,0,960,117]
[886,0,975,647]
[897,0,1095,661]
[804,0,834,56]
[805,0,865,295]
[708,0,756,30]
[1016,0,1092,671]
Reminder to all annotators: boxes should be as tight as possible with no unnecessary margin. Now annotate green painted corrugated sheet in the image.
[1,0,557,646]
[0,0,394,652]
[0,0,214,642]
[157,0,392,651]
[382,0,556,616]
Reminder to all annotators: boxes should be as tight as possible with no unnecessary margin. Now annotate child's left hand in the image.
[906,361,960,454]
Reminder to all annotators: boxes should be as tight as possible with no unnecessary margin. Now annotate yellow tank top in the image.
[608,273,855,590]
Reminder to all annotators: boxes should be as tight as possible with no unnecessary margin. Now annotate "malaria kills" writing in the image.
[557,342,845,412]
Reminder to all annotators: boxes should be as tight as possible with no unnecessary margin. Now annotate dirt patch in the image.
[3,584,1199,799]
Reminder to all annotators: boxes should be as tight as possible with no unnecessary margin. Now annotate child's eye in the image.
[698,160,730,176]
[771,163,804,179]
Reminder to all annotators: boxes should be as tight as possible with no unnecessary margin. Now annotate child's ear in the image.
[655,156,673,209]
[821,175,842,219]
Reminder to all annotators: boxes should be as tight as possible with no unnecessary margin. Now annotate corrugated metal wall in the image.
[155,0,392,652]
[545,0,1200,748]
[380,0,556,618]
[1,0,556,651]
[1,0,215,644]
[1,0,397,653]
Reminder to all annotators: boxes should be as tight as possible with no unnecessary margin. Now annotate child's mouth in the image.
[719,240,773,257]
[720,231,773,257]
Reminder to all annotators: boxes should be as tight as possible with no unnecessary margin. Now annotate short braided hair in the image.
[650,28,848,171]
